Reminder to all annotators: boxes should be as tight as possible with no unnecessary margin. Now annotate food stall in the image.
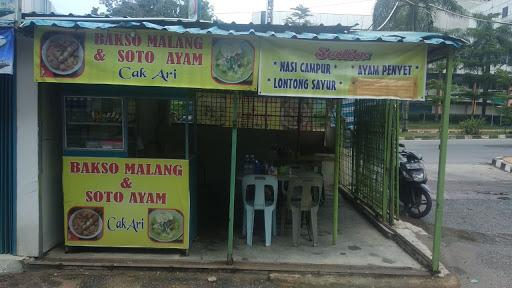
[24,19,463,273]
[34,24,259,252]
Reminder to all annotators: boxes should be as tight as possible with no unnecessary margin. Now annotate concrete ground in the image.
[0,268,460,288]
[0,255,24,274]
[1,195,451,288]
[403,139,512,288]
[38,197,423,271]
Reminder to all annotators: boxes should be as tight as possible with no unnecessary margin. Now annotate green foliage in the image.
[461,14,512,74]
[99,0,215,21]
[458,118,486,135]
[500,105,512,127]
[372,0,465,32]
[495,68,512,90]
[284,5,313,26]
[458,13,512,116]
[90,7,106,16]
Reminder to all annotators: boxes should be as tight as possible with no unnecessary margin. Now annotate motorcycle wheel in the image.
[407,187,432,218]
[319,190,325,207]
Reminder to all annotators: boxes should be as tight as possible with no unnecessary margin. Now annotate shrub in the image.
[458,118,486,135]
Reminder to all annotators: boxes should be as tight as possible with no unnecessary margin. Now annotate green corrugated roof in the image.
[21,19,466,48]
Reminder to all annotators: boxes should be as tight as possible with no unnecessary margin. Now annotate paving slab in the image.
[0,254,24,274]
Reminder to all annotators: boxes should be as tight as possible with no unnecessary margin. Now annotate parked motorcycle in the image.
[399,143,432,218]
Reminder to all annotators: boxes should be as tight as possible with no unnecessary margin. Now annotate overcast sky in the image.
[50,0,376,23]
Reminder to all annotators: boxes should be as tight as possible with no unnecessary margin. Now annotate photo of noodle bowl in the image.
[42,34,84,76]
[68,208,103,240]
[212,39,254,84]
[148,209,184,243]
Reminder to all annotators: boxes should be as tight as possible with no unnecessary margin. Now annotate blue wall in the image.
[0,73,16,254]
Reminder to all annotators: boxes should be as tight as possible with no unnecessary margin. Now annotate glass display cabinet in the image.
[64,96,128,156]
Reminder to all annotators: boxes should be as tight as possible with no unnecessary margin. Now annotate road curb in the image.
[399,135,510,141]
[268,272,461,288]
[492,157,512,173]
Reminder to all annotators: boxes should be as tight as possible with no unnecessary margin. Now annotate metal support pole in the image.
[185,97,190,160]
[193,95,198,155]
[395,101,400,218]
[333,100,341,245]
[296,99,302,158]
[383,102,390,222]
[227,94,238,264]
[432,51,454,273]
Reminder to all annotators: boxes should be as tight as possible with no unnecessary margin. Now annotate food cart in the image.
[23,18,463,272]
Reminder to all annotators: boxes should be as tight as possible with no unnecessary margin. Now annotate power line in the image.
[368,1,400,30]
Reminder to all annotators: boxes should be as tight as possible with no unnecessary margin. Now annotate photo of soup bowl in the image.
[68,208,103,240]
[212,39,254,84]
[41,34,84,76]
[148,209,184,243]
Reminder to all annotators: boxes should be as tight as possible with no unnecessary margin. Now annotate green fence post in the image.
[432,51,454,273]
[185,97,190,160]
[395,101,400,219]
[383,102,391,221]
[227,94,239,264]
[333,100,341,245]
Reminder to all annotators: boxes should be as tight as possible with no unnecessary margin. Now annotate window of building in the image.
[502,6,508,18]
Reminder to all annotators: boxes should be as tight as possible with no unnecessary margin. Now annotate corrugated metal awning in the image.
[21,19,466,48]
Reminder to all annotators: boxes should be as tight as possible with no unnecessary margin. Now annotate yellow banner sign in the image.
[35,27,258,90]
[62,157,190,249]
[258,38,427,100]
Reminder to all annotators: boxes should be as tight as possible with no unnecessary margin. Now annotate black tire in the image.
[319,190,325,207]
[407,186,432,218]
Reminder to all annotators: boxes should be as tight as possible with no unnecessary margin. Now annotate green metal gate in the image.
[341,99,399,224]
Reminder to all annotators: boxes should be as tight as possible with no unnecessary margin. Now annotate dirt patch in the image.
[0,269,278,288]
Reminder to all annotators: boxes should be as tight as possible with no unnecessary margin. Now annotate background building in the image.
[251,11,372,30]
[436,0,512,31]
[21,0,54,14]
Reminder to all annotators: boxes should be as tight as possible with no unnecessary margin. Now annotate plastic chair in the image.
[287,176,323,247]
[241,175,278,246]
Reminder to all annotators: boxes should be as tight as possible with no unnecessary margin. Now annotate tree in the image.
[99,0,215,21]
[90,7,106,16]
[373,0,465,32]
[495,68,512,93]
[427,79,444,121]
[373,1,464,131]
[459,13,512,117]
[284,5,313,26]
[500,105,512,132]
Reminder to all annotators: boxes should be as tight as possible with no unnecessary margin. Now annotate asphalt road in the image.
[403,139,512,288]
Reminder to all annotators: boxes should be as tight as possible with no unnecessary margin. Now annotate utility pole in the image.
[402,1,417,132]
[266,0,273,24]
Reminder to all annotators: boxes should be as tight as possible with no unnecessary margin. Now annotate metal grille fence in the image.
[175,92,400,224]
[190,92,330,131]
[341,99,399,223]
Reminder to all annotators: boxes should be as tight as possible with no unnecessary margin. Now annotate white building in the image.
[1,0,54,21]
[251,11,372,30]
[435,0,512,31]
[21,0,55,14]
